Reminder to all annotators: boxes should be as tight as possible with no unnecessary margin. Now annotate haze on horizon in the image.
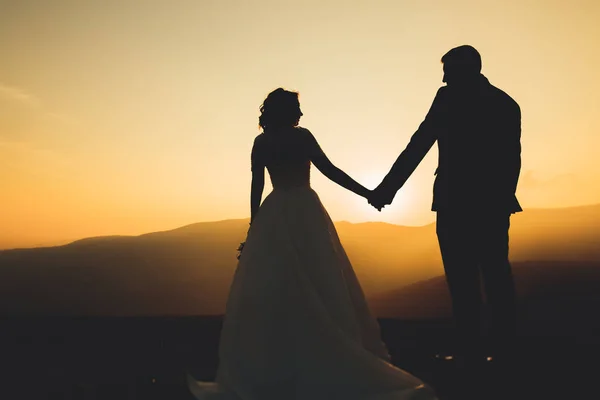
[1,0,600,249]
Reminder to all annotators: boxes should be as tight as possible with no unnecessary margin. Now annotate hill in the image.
[370,261,600,334]
[0,204,599,317]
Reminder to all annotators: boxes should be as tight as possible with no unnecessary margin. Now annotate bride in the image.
[188,88,438,400]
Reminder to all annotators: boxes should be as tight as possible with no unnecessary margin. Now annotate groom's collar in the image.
[447,74,490,91]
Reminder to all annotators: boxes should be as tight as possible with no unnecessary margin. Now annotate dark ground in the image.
[0,316,597,399]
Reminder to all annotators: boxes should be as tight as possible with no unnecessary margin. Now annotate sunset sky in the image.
[1,0,600,249]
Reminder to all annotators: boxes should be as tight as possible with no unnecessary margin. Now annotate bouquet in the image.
[236,241,246,260]
[236,222,252,260]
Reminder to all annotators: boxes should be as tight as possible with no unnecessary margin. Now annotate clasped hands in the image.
[366,186,395,212]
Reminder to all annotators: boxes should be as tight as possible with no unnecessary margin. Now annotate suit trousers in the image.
[436,211,517,357]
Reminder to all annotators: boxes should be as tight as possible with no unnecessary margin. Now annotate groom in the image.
[370,45,522,366]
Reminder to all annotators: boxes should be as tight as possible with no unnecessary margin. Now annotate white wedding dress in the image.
[188,127,438,400]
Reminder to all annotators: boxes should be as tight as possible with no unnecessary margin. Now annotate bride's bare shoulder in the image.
[294,126,311,134]
[294,126,316,141]
[253,132,267,144]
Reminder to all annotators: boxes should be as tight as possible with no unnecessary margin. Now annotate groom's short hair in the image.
[441,45,482,74]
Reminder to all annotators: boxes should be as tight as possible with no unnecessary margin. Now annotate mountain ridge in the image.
[4,202,599,252]
[0,202,599,318]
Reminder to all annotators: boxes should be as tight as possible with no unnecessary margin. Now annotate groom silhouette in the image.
[370,45,522,366]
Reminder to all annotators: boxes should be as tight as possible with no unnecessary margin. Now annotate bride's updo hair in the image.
[259,88,303,132]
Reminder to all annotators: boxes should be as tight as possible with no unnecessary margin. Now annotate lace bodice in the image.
[251,127,324,190]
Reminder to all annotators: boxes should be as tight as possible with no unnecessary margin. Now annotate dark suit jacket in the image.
[379,75,522,214]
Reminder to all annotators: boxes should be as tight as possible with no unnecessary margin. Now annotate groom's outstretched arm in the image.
[376,87,447,202]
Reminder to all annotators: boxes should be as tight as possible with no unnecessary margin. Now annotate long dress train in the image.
[188,185,438,400]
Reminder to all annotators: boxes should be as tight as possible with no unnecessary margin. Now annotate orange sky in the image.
[1,0,600,249]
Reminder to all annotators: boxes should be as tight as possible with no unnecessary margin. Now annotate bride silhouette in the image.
[187,88,438,400]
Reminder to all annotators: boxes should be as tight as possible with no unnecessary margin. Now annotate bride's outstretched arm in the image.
[304,129,370,198]
[312,154,370,199]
